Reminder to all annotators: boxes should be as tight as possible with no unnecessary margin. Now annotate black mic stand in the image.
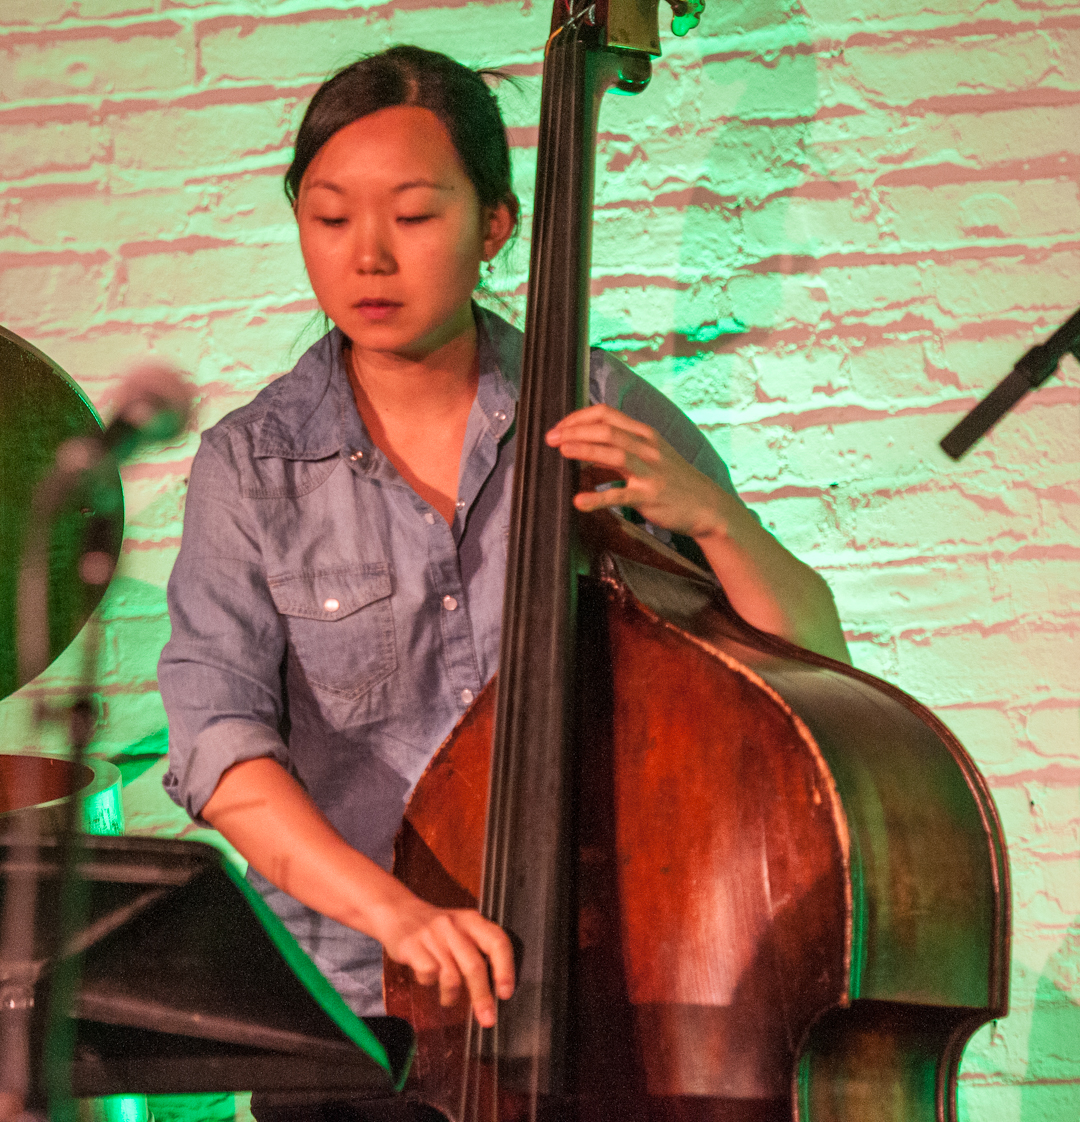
[941,305,1080,459]
[3,371,185,1122]
[2,436,122,1122]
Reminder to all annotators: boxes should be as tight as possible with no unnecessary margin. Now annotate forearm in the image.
[202,756,515,1024]
[201,756,414,946]
[694,494,850,664]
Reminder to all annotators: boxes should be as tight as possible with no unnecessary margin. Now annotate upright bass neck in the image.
[480,0,693,1099]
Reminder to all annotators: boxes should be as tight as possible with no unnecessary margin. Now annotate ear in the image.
[482,198,518,261]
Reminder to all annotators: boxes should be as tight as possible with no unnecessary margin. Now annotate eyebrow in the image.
[305,178,452,195]
[393,179,452,194]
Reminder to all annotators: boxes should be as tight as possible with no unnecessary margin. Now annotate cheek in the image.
[299,230,345,305]
[433,218,485,281]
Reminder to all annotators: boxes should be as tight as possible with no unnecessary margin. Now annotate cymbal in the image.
[0,325,123,701]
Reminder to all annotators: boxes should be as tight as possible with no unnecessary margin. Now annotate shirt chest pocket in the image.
[268,565,396,700]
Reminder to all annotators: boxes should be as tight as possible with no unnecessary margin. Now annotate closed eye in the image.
[398,214,434,225]
[318,216,347,227]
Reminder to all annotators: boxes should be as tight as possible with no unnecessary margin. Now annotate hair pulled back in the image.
[285,46,517,224]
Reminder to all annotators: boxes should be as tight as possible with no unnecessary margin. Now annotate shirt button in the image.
[455,498,465,511]
[460,688,474,705]
[442,595,458,611]
[349,450,363,461]
[493,410,507,422]
[424,511,436,524]
[323,598,340,612]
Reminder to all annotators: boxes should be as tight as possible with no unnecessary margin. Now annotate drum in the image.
[0,752,124,836]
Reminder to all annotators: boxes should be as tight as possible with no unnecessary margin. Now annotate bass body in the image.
[386,510,1008,1122]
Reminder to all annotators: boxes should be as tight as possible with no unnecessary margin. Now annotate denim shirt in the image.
[159,306,739,1014]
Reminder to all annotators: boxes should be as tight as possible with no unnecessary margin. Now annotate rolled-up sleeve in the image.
[159,426,290,823]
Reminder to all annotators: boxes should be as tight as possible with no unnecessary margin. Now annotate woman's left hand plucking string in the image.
[545,403,729,539]
[546,403,851,664]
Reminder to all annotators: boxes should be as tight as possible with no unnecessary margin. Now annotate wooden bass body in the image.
[385,510,1009,1122]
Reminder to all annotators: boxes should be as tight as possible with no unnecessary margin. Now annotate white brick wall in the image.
[1,2,1076,1117]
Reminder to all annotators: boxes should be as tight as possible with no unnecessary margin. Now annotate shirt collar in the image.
[253,329,349,461]
[253,306,521,462]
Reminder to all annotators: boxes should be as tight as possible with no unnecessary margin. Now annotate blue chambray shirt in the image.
[159,306,739,1015]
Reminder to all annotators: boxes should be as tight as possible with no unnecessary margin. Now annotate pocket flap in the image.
[268,565,392,621]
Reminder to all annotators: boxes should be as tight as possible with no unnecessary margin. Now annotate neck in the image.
[345,312,480,524]
[347,309,480,422]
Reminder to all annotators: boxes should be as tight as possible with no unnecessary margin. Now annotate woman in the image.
[159,46,849,1038]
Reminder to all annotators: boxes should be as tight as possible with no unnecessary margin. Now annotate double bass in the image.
[385,3,1010,1120]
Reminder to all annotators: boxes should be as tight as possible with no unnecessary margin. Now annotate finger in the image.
[403,944,442,989]
[465,918,516,1000]
[549,404,656,442]
[440,920,498,1026]
[550,429,663,474]
[548,418,657,454]
[554,440,638,474]
[573,485,649,514]
[436,951,465,1011]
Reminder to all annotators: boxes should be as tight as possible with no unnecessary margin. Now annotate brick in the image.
[5,186,192,252]
[956,1079,1024,1122]
[197,6,549,88]
[593,205,740,277]
[0,0,75,26]
[1009,853,1080,930]
[805,0,1073,22]
[831,34,1079,109]
[932,705,1020,767]
[197,13,381,86]
[2,117,105,179]
[701,0,814,39]
[121,467,193,537]
[203,306,329,383]
[895,625,1071,708]
[22,326,208,411]
[959,1001,1028,1078]
[0,255,111,333]
[109,99,297,173]
[830,560,997,629]
[62,0,158,17]
[883,180,1080,247]
[146,1092,238,1122]
[840,486,1049,553]
[742,192,880,260]
[117,543,181,591]
[1006,789,1080,858]
[118,240,308,310]
[697,50,819,119]
[808,101,1080,181]
[0,25,195,101]
[1025,706,1080,762]
[93,687,171,757]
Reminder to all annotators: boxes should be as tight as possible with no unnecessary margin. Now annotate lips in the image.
[354,299,402,321]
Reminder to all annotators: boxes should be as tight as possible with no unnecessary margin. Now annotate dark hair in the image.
[284,45,518,227]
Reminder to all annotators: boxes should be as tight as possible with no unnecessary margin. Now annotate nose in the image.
[354,214,394,275]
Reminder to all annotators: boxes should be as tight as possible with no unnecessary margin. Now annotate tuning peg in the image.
[666,0,704,36]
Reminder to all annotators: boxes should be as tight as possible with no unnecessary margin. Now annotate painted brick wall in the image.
[1,2,1077,1119]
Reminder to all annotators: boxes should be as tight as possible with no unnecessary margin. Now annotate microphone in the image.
[63,363,194,470]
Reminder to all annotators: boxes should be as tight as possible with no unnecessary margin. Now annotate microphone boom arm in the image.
[941,305,1080,459]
